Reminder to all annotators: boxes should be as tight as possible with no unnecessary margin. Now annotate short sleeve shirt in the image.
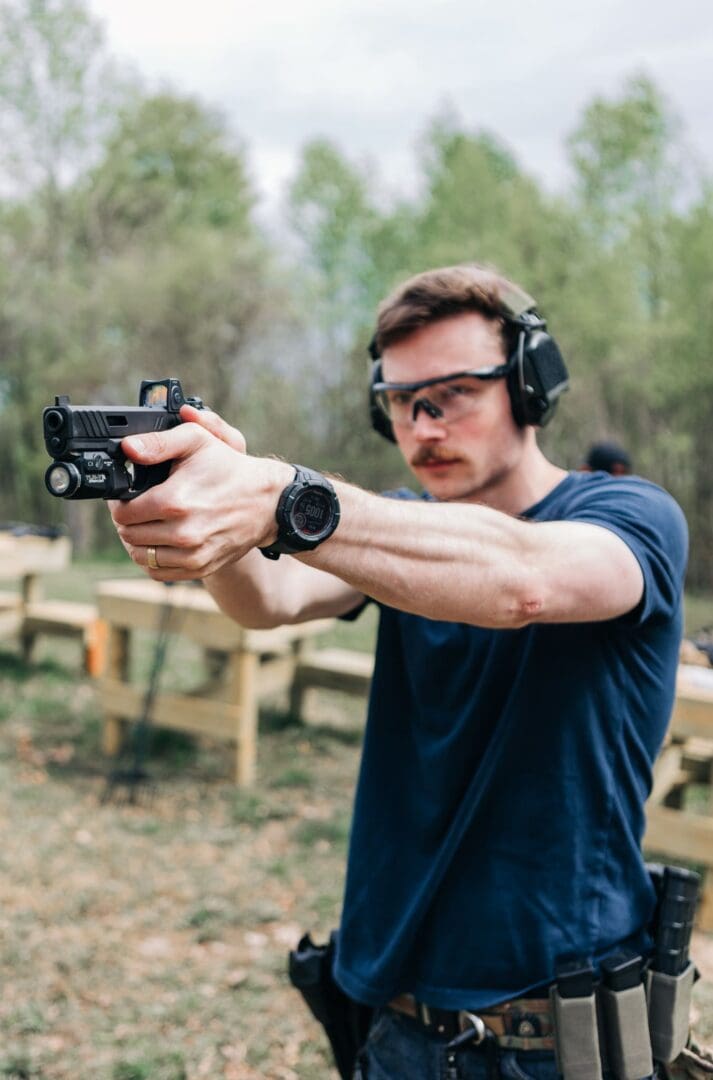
[334,471,688,1009]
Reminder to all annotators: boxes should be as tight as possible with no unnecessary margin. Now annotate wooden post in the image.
[102,625,131,755]
[84,618,108,677]
[288,638,308,723]
[226,647,258,786]
[19,573,43,663]
[698,876,713,933]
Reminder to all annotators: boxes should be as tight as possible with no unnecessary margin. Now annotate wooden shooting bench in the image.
[0,531,105,674]
[95,578,345,785]
[645,663,713,929]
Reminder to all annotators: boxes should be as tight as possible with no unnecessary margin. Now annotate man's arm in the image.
[299,481,644,627]
[109,407,644,630]
[202,549,365,629]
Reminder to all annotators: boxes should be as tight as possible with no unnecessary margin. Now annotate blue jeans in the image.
[354,1008,561,1080]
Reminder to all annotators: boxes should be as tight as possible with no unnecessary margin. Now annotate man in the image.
[110,264,688,1080]
[581,439,633,476]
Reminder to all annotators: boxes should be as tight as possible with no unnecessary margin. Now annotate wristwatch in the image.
[260,465,341,560]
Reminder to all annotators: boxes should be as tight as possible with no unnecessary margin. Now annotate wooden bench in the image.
[289,646,373,720]
[96,578,337,785]
[0,534,105,673]
[0,592,22,637]
[293,645,373,694]
[645,665,713,929]
[21,600,107,676]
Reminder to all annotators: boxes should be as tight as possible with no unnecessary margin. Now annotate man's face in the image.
[380,312,528,503]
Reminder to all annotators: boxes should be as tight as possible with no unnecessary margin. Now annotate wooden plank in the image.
[670,696,713,741]
[98,677,242,741]
[102,627,131,755]
[680,739,713,783]
[241,620,335,652]
[677,664,713,701]
[96,579,334,651]
[96,581,245,649]
[256,653,300,698]
[649,745,683,805]
[227,650,257,785]
[644,804,713,866]
[697,879,713,932]
[296,647,374,695]
[0,535,72,578]
[23,600,98,636]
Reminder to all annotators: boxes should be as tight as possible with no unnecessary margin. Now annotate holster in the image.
[288,931,373,1080]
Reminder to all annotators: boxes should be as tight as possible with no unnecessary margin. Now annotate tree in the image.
[0,0,132,537]
[80,93,255,253]
[0,0,129,264]
[286,139,416,488]
[567,73,682,316]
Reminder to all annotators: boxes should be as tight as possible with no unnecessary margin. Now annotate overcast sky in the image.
[87,0,713,217]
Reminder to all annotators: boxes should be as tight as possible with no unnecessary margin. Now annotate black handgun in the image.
[43,378,205,501]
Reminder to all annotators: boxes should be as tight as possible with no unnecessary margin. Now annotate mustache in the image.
[410,449,461,467]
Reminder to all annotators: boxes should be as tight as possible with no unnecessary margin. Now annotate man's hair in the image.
[373,263,526,357]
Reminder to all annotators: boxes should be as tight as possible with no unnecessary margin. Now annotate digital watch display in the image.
[260,465,340,560]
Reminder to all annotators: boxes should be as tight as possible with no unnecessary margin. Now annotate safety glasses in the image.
[372,365,510,427]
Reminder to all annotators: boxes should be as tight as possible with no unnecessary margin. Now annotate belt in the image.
[388,993,556,1051]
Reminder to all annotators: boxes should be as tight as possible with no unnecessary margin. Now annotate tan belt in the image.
[388,992,556,1051]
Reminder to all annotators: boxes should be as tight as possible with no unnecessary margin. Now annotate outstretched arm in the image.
[109,406,644,630]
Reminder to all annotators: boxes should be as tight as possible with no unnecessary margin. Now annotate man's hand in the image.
[109,405,293,581]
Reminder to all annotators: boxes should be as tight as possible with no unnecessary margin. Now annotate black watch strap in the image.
[260,464,340,561]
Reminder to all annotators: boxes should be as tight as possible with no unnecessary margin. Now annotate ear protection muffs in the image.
[368,304,569,442]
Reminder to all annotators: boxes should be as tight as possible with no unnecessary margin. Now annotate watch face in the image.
[290,486,335,539]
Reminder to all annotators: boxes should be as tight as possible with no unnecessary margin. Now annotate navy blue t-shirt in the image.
[333,471,688,1010]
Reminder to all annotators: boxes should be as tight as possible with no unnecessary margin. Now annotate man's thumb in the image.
[179,404,247,453]
[121,421,208,463]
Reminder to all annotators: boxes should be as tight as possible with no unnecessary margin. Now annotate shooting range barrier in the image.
[95,579,373,786]
[0,531,106,675]
[645,663,713,930]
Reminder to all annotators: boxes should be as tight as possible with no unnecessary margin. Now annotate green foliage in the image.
[82,92,255,248]
[0,0,128,193]
[567,74,678,228]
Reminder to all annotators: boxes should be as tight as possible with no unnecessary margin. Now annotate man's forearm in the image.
[203,549,290,628]
[297,481,642,627]
[203,545,365,629]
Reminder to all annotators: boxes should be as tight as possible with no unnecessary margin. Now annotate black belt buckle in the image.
[418,1003,460,1040]
[417,1003,489,1046]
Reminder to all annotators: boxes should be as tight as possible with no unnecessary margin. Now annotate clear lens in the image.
[377,377,486,427]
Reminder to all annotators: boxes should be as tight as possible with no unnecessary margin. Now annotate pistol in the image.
[43,378,205,500]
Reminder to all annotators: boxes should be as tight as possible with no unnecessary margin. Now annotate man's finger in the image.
[179,404,247,453]
[121,420,211,464]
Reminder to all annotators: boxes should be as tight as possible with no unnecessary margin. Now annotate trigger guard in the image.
[121,461,172,500]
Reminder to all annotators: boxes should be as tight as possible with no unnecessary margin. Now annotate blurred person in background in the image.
[109,264,688,1080]
[580,438,633,476]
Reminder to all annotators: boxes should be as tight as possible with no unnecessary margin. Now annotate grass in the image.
[0,558,711,1077]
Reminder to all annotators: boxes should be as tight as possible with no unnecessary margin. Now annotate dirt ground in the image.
[0,624,712,1079]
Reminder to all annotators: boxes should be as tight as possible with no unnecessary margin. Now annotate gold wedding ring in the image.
[146,545,159,570]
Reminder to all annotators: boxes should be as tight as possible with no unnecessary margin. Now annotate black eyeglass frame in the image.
[372,364,511,395]
[372,364,511,416]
